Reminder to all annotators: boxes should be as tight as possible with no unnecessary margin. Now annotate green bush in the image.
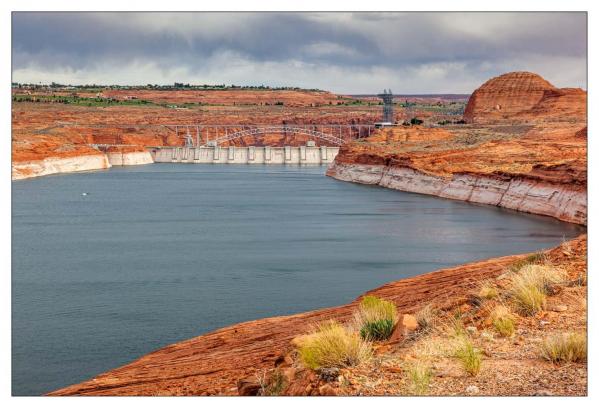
[359,318,394,341]
[354,296,397,341]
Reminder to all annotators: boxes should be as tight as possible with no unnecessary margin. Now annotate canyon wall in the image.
[326,162,586,224]
[12,149,154,180]
[12,154,112,180]
[329,71,587,225]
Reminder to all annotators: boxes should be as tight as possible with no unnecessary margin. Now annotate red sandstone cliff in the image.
[328,71,587,224]
[463,72,586,124]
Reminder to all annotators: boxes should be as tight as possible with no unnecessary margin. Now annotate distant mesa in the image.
[463,71,586,124]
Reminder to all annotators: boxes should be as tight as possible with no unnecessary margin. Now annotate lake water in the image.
[12,164,584,395]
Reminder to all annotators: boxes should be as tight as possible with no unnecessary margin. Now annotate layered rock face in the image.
[327,162,586,224]
[463,71,586,123]
[12,154,111,180]
[104,146,154,166]
[11,136,154,180]
[328,71,587,225]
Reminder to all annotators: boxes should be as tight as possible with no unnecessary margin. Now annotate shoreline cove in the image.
[26,163,585,396]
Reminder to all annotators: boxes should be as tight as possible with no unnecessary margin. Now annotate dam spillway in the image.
[149,145,340,165]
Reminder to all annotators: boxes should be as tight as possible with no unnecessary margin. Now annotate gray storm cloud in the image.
[11,12,587,93]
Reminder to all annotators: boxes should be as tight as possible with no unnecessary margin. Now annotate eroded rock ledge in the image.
[50,240,572,396]
[12,150,154,180]
[326,162,586,225]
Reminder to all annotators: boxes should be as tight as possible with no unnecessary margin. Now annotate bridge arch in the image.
[205,125,347,146]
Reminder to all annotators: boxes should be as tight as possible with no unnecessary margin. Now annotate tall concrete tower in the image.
[377,89,394,123]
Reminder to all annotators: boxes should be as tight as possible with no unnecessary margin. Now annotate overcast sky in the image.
[12,12,587,94]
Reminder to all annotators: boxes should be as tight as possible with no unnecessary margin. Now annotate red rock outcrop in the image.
[48,235,586,396]
[463,72,586,123]
[328,71,587,224]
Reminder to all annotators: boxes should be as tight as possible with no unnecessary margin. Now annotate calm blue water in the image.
[12,164,584,395]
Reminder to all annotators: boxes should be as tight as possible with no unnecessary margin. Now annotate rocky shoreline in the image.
[11,150,154,180]
[49,243,559,396]
[326,162,586,225]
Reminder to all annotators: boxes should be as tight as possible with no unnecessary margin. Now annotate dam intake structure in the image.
[92,123,377,165]
[151,144,340,165]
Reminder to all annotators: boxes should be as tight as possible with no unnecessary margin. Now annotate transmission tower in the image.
[377,89,394,123]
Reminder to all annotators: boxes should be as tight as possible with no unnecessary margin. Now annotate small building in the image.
[374,122,394,129]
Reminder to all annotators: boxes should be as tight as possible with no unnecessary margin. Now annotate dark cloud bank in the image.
[12,12,587,93]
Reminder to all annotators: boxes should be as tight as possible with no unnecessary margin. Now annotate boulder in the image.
[237,377,261,396]
[389,314,419,343]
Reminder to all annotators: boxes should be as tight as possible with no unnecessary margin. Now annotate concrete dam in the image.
[150,145,340,165]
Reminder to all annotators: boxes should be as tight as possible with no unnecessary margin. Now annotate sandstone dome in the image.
[463,71,557,123]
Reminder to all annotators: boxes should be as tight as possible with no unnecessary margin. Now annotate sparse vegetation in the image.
[479,282,499,299]
[355,295,397,341]
[359,319,394,341]
[297,321,372,370]
[407,363,432,395]
[261,369,286,396]
[508,252,546,273]
[414,304,437,335]
[510,264,566,315]
[540,332,587,364]
[491,305,516,337]
[447,313,467,338]
[453,337,482,376]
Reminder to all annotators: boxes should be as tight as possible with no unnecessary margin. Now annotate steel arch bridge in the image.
[207,125,347,146]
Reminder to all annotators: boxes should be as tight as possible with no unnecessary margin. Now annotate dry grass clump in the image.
[478,281,499,299]
[258,369,286,396]
[510,264,566,315]
[354,295,397,341]
[415,304,437,334]
[446,314,467,338]
[413,336,455,360]
[540,332,587,364]
[407,363,432,395]
[490,305,516,337]
[509,252,547,273]
[452,336,483,376]
[297,321,372,370]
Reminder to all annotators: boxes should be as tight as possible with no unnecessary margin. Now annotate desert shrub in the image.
[453,337,482,376]
[491,306,516,337]
[510,265,566,315]
[355,295,397,341]
[479,282,499,300]
[261,369,286,396]
[415,304,437,334]
[359,319,394,341]
[447,313,467,338]
[407,363,432,395]
[511,283,546,316]
[508,252,546,273]
[540,332,587,364]
[297,321,372,370]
